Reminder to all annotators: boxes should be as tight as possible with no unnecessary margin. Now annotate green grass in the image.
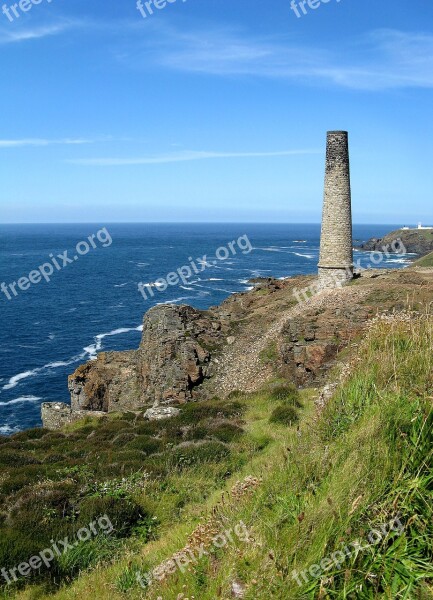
[413,251,433,267]
[0,399,255,596]
[3,315,433,599]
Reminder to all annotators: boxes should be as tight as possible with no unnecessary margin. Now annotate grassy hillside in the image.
[2,311,433,599]
[413,251,433,267]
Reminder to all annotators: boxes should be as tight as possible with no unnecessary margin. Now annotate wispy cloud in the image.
[1,24,66,43]
[0,138,98,148]
[67,149,319,166]
[123,24,433,91]
[0,15,89,45]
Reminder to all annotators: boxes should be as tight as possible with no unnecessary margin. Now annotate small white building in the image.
[417,222,433,230]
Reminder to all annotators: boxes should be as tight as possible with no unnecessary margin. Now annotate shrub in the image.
[77,496,144,537]
[126,436,164,455]
[184,425,209,441]
[110,432,137,447]
[267,383,301,406]
[13,428,50,442]
[178,401,245,424]
[54,534,123,579]
[171,442,231,469]
[0,452,41,467]
[269,404,299,426]
[209,422,244,443]
[0,465,45,495]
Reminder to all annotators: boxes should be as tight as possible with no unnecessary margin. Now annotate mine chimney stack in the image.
[318,130,353,288]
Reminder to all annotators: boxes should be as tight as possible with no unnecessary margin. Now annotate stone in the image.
[144,406,180,421]
[65,304,224,417]
[41,402,105,430]
[318,131,353,288]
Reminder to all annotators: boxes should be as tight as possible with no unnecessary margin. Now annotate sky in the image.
[0,0,432,224]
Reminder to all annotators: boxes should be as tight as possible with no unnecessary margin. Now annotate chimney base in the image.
[318,266,353,289]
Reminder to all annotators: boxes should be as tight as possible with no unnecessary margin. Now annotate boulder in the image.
[66,304,223,416]
[144,406,180,421]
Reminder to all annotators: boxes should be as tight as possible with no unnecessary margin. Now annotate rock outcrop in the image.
[41,402,106,430]
[42,269,433,430]
[359,228,433,256]
[67,304,223,415]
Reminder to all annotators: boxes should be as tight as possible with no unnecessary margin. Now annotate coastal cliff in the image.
[359,227,433,256]
[4,262,433,599]
[42,265,433,429]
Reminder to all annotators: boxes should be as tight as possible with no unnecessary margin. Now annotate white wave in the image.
[157,296,194,305]
[293,240,307,243]
[0,396,41,407]
[180,285,194,290]
[4,325,144,389]
[114,282,129,288]
[248,269,272,274]
[141,281,166,289]
[254,247,288,253]
[84,325,143,360]
[197,259,212,268]
[45,359,77,368]
[0,425,18,435]
[292,252,315,259]
[188,283,211,290]
[3,370,39,390]
[208,278,224,281]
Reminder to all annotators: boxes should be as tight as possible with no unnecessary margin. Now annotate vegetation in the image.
[1,314,433,599]
[413,250,433,267]
[0,399,251,595]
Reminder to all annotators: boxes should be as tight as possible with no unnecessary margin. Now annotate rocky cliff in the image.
[359,228,433,256]
[42,267,433,429]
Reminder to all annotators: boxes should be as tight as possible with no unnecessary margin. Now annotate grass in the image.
[0,398,255,596]
[413,251,433,267]
[2,315,433,599]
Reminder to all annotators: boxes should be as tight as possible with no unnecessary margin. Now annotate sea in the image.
[0,223,413,434]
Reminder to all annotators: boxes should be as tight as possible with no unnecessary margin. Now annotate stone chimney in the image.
[318,131,353,288]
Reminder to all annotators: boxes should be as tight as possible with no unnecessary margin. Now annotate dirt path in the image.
[214,285,370,397]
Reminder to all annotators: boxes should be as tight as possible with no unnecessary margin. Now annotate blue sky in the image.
[0,0,432,224]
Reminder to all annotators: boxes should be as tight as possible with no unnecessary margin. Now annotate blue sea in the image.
[0,223,412,434]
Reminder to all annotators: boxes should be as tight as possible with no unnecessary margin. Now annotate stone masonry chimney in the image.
[318,131,353,288]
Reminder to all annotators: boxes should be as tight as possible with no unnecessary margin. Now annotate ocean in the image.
[0,223,412,434]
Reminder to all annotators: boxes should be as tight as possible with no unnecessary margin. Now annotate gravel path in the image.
[214,285,369,397]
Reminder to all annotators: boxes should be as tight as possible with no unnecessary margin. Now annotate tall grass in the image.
[124,313,433,600]
[9,314,433,599]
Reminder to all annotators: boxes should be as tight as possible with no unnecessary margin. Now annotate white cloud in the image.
[67,149,319,166]
[0,16,88,44]
[123,24,433,90]
[0,138,97,148]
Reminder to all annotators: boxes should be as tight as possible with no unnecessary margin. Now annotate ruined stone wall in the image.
[318,131,353,287]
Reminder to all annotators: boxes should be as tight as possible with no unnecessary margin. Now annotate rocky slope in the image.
[359,227,433,256]
[42,266,433,429]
